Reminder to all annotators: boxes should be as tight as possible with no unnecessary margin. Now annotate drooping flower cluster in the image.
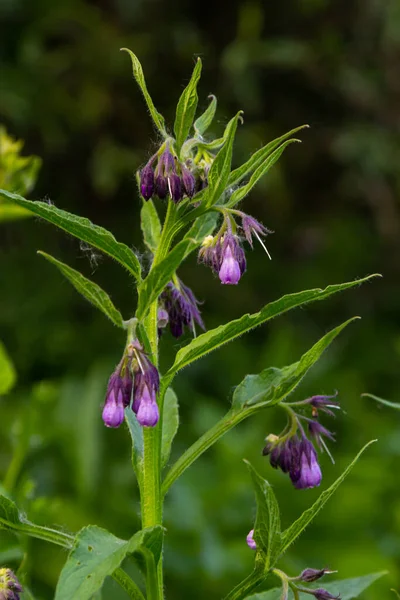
[0,568,23,600]
[262,393,339,489]
[139,143,207,203]
[102,339,159,429]
[199,212,272,285]
[159,279,204,338]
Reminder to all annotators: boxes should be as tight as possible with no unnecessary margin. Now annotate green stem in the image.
[223,570,264,600]
[3,442,28,493]
[162,407,256,496]
[112,568,146,600]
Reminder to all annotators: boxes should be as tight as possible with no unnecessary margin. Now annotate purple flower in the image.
[160,280,204,338]
[241,214,273,249]
[308,420,335,448]
[0,568,23,600]
[300,568,334,583]
[311,589,341,600]
[155,174,168,199]
[246,529,257,550]
[168,173,183,203]
[219,234,246,285]
[140,163,155,200]
[290,439,322,489]
[305,393,340,418]
[182,165,196,198]
[102,372,126,428]
[157,307,169,329]
[135,379,159,427]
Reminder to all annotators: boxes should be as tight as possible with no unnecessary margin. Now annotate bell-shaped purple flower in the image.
[219,243,242,284]
[291,438,322,489]
[182,166,196,198]
[135,379,159,427]
[155,174,168,199]
[246,529,257,550]
[102,372,126,428]
[168,173,183,203]
[140,163,155,200]
[0,568,23,600]
[160,280,204,338]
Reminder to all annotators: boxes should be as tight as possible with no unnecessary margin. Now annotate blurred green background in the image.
[1,0,399,598]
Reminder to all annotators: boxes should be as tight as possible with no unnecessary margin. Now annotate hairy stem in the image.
[112,568,146,600]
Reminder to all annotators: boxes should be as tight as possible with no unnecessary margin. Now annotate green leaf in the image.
[55,524,163,600]
[206,111,243,206]
[245,462,281,570]
[0,494,73,548]
[245,572,387,599]
[38,252,124,327]
[137,238,197,319]
[232,318,357,410]
[121,48,167,136]
[362,393,400,410]
[279,440,376,556]
[0,341,16,395]
[227,139,300,207]
[140,199,161,254]
[174,58,202,153]
[0,189,142,281]
[167,275,379,377]
[228,124,309,188]
[125,408,144,487]
[183,211,219,244]
[194,95,217,136]
[161,388,179,469]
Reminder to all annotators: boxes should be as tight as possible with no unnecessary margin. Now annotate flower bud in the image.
[168,173,183,203]
[300,568,334,583]
[155,175,168,199]
[136,382,159,427]
[182,166,196,198]
[102,373,125,428]
[311,589,341,600]
[0,568,23,600]
[246,529,256,550]
[140,164,154,200]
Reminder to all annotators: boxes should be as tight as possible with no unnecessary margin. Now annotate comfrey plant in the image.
[0,52,384,600]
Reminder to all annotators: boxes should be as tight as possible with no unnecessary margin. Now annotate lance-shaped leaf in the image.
[362,393,400,411]
[141,199,161,254]
[121,48,167,136]
[55,524,163,600]
[232,318,357,410]
[136,238,199,319]
[161,388,179,469]
[228,124,309,188]
[245,462,281,571]
[0,341,16,395]
[166,275,379,377]
[226,139,300,207]
[279,440,376,556]
[0,189,142,281]
[174,57,202,153]
[39,252,124,327]
[194,95,217,136]
[245,572,387,600]
[0,494,73,548]
[206,111,243,206]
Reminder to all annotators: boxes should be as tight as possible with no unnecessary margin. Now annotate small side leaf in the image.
[38,252,124,328]
[0,341,16,395]
[228,124,309,188]
[167,276,379,376]
[174,58,202,153]
[279,440,376,556]
[194,95,217,136]
[121,49,167,136]
[0,189,142,281]
[232,318,357,410]
[245,462,281,570]
[227,140,300,207]
[55,525,163,600]
[362,393,400,411]
[206,111,243,206]
[245,572,387,600]
[161,388,179,469]
[125,408,144,487]
[141,199,161,254]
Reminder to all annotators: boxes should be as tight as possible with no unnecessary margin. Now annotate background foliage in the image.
[0,0,399,598]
